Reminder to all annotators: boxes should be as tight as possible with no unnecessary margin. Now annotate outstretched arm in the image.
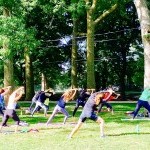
[95,93,104,105]
[63,88,78,101]
[110,91,120,100]
[13,87,24,102]
[69,89,78,100]
[1,86,11,96]
[113,93,120,99]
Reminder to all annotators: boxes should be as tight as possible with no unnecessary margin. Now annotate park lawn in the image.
[0,102,150,150]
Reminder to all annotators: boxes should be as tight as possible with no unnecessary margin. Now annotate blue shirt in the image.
[0,94,5,108]
[57,96,66,108]
[37,92,47,103]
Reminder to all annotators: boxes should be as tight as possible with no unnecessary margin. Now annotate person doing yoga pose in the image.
[46,89,77,125]
[68,92,105,138]
[0,86,24,133]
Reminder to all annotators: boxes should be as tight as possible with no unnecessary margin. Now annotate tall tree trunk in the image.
[86,10,96,89]
[41,73,49,91]
[71,18,78,88]
[85,0,117,89]
[24,47,34,101]
[134,0,150,88]
[3,7,14,104]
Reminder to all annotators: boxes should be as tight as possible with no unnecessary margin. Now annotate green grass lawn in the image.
[0,102,150,150]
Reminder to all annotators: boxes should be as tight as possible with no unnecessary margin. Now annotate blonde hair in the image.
[63,89,77,102]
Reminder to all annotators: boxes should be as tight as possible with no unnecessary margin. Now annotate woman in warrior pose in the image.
[0,86,24,133]
[68,92,105,138]
[46,89,77,125]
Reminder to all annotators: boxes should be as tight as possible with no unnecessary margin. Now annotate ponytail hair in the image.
[63,89,77,102]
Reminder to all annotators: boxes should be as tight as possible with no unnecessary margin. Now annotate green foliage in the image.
[23,1,74,88]
[131,56,144,87]
[0,15,39,59]
[93,1,142,90]
[53,0,66,13]
[143,33,150,40]
[21,0,38,9]
[68,0,86,18]
[0,0,18,8]
[0,0,24,16]
[0,0,145,90]
[147,0,150,9]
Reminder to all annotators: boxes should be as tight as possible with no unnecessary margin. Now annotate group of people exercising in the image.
[0,85,150,138]
[0,85,120,136]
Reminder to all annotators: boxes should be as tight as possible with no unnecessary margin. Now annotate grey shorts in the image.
[79,111,98,122]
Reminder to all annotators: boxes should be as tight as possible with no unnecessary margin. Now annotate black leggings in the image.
[1,109,20,126]
[0,107,4,116]
[133,100,150,118]
[98,101,112,113]
[72,100,86,117]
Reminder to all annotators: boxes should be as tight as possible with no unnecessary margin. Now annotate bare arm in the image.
[63,88,78,101]
[68,89,78,100]
[1,86,11,96]
[95,93,104,105]
[113,93,120,99]
[13,87,24,102]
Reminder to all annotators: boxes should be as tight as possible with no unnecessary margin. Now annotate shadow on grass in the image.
[107,132,150,136]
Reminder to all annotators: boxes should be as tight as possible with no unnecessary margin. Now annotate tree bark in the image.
[71,17,78,88]
[41,73,50,91]
[3,7,14,104]
[86,10,96,89]
[24,47,34,100]
[85,0,117,89]
[134,0,150,88]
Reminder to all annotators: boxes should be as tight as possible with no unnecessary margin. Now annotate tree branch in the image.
[85,0,90,5]
[91,0,97,12]
[94,4,118,25]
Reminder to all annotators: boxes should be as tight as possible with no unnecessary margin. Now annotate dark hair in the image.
[0,89,5,94]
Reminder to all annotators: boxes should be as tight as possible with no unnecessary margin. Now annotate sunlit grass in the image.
[0,101,150,150]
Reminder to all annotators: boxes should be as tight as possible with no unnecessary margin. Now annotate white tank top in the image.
[7,101,17,110]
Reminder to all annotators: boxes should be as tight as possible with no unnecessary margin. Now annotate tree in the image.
[71,17,78,88]
[134,0,150,88]
[0,0,22,102]
[25,1,73,90]
[88,1,142,101]
[85,0,118,89]
[0,1,40,101]
[68,0,86,88]
[2,7,14,103]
